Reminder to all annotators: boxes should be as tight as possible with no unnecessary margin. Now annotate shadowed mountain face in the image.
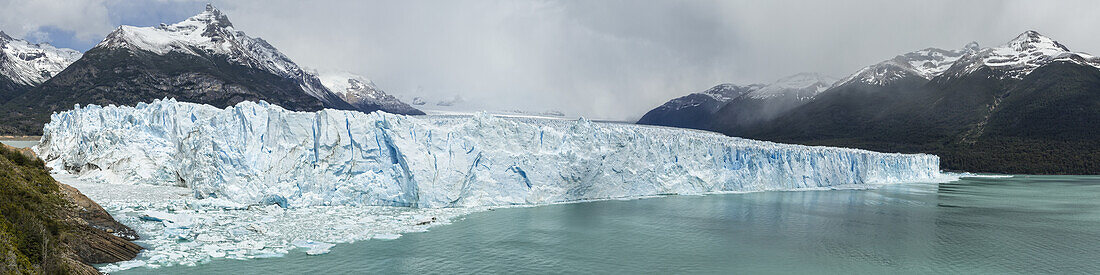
[0,76,29,104]
[0,46,336,135]
[639,31,1100,174]
[708,73,837,134]
[0,4,421,135]
[637,83,763,130]
[638,73,836,131]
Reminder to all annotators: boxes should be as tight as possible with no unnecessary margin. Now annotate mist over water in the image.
[116,175,1100,274]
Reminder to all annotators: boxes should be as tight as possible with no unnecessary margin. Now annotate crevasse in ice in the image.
[36,99,944,208]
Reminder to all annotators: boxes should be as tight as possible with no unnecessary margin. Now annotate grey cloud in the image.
[0,0,113,42]
[5,0,1100,121]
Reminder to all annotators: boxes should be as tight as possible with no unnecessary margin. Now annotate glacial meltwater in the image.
[111,175,1100,274]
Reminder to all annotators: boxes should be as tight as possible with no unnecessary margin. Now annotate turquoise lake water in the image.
[0,140,37,148]
[116,175,1100,274]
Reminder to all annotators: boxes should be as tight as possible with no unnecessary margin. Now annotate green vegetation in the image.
[0,145,81,274]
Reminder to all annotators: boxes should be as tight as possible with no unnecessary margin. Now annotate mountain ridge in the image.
[639,30,1100,174]
[0,4,421,135]
[0,31,81,103]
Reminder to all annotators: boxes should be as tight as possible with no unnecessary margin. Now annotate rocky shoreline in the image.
[0,143,140,273]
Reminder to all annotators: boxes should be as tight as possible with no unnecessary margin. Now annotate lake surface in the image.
[116,175,1100,274]
[0,140,37,148]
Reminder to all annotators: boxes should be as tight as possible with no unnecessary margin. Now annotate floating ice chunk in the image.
[195,198,248,210]
[141,210,196,227]
[372,233,402,240]
[292,240,336,255]
[99,260,147,273]
[163,226,192,240]
[236,240,265,251]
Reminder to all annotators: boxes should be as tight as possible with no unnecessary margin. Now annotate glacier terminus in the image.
[36,99,947,209]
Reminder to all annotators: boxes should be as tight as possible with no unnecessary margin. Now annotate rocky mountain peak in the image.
[0,30,82,86]
[963,41,980,52]
[835,42,980,87]
[190,4,234,35]
[943,30,1099,79]
[1006,30,1069,52]
[317,71,424,115]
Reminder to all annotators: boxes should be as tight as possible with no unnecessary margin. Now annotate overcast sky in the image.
[2,0,1099,120]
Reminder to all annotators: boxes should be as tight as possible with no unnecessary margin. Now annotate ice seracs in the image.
[37,99,947,209]
[0,31,81,86]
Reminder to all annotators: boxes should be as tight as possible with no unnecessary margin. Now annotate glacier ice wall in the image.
[36,99,944,208]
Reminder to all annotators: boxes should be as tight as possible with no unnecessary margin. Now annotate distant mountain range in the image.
[0,4,421,135]
[638,73,836,131]
[640,31,1100,174]
[316,71,425,115]
[390,92,570,118]
[0,31,81,103]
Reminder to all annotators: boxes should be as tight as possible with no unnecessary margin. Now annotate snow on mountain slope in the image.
[95,4,345,107]
[37,99,947,209]
[393,93,571,119]
[836,42,979,86]
[944,30,1100,79]
[650,83,763,113]
[702,83,764,102]
[316,71,424,115]
[649,73,836,116]
[0,31,81,86]
[747,73,837,100]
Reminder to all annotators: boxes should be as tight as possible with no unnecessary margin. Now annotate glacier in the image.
[37,99,945,209]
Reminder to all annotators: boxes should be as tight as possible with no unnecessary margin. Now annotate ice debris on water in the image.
[292,240,336,255]
[58,174,471,272]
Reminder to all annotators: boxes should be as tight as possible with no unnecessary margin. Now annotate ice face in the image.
[36,99,946,208]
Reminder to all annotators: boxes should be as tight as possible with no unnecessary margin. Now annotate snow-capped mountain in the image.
[390,92,570,119]
[942,30,1100,80]
[703,83,766,102]
[663,83,764,112]
[317,71,424,115]
[0,31,81,86]
[0,4,427,135]
[95,4,350,109]
[836,42,979,87]
[699,30,1100,174]
[638,73,835,130]
[635,83,762,130]
[747,72,837,100]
